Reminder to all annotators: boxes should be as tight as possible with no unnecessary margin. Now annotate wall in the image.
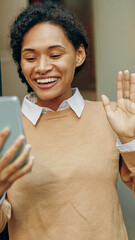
[0,0,28,102]
[93,0,135,101]
[93,1,135,239]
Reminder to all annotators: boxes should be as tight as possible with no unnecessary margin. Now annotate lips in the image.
[36,77,59,84]
[35,77,59,89]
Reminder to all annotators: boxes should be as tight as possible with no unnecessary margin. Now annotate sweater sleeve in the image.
[0,199,11,233]
[119,152,135,198]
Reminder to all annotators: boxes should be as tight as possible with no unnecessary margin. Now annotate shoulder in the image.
[82,100,116,131]
[83,100,103,116]
[84,100,116,114]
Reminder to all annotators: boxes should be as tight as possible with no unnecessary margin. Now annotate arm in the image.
[102,70,135,194]
[0,127,34,232]
[120,152,135,197]
[0,198,11,233]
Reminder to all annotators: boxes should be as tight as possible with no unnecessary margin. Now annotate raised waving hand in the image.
[102,70,135,144]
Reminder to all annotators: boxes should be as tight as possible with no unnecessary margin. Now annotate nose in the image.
[35,56,53,74]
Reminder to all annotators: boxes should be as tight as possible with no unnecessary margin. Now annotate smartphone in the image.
[0,96,28,166]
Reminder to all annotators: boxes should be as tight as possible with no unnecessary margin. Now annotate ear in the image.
[76,44,86,68]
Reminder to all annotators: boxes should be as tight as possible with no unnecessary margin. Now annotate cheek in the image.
[65,61,76,77]
[58,57,76,75]
[21,63,33,78]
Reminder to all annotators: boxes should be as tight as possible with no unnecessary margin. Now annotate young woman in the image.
[0,1,135,239]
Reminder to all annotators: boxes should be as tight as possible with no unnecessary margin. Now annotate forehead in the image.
[22,22,72,49]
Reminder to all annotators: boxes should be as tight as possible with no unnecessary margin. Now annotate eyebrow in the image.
[48,45,65,50]
[22,45,65,53]
[22,48,35,53]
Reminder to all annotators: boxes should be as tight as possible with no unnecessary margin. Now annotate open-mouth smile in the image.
[34,77,59,89]
[36,77,59,84]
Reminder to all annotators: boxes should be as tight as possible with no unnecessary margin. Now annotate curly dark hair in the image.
[10,0,88,92]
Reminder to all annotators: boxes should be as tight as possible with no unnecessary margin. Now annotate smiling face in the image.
[20,22,86,109]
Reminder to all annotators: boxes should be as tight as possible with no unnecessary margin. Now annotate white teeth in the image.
[36,78,58,84]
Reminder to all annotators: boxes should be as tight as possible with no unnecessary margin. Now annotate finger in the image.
[8,156,34,183]
[0,156,34,194]
[101,95,113,117]
[117,71,123,100]
[0,127,10,149]
[124,70,130,98]
[130,73,135,102]
[0,135,25,171]
[0,144,31,180]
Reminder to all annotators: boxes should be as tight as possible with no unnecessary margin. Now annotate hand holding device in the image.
[0,97,34,196]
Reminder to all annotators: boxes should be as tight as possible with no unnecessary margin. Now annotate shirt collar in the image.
[21,88,85,125]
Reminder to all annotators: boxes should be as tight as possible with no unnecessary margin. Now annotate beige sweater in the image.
[0,100,135,240]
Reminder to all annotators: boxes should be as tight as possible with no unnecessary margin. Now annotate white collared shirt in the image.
[22,88,84,125]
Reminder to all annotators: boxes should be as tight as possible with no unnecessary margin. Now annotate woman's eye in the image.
[51,54,62,58]
[25,58,36,61]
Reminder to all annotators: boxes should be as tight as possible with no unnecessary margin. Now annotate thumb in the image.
[101,95,112,117]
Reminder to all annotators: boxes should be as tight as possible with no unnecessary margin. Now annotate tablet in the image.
[0,96,28,166]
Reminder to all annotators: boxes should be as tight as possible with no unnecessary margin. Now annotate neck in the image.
[36,88,72,111]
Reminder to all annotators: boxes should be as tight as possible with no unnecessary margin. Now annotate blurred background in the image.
[0,0,135,239]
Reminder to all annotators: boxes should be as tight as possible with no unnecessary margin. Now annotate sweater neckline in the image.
[37,107,76,121]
